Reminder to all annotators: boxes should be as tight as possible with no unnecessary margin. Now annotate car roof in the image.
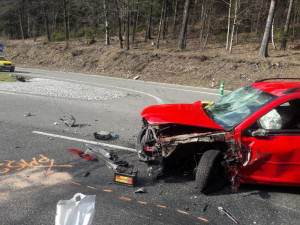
[252,81,300,96]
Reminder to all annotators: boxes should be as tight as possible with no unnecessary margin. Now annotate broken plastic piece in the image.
[133,75,140,80]
[218,207,239,224]
[60,115,76,127]
[68,149,97,161]
[134,188,146,193]
[85,145,120,170]
[94,131,112,140]
[203,204,209,212]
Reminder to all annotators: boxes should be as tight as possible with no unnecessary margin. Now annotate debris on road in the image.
[133,75,140,80]
[114,166,138,187]
[94,131,112,140]
[83,172,90,177]
[203,204,209,212]
[134,188,146,193]
[55,193,96,225]
[12,74,26,82]
[85,144,138,187]
[54,122,60,125]
[24,113,33,117]
[60,115,76,127]
[68,149,97,161]
[218,207,239,224]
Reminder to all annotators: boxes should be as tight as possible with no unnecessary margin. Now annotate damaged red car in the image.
[136,78,300,193]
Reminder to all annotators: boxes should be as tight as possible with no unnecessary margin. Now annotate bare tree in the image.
[125,0,130,50]
[156,0,166,49]
[178,0,191,50]
[63,0,69,41]
[104,0,110,45]
[229,0,238,53]
[113,0,123,48]
[225,0,232,50]
[145,0,153,40]
[280,0,294,50]
[258,0,277,59]
[172,0,178,39]
[18,3,25,40]
[42,0,51,42]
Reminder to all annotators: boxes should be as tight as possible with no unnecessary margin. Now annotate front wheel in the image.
[10,68,15,72]
[195,150,226,194]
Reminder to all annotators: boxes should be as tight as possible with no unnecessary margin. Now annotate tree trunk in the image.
[27,0,30,38]
[199,0,206,42]
[63,0,69,41]
[42,0,51,42]
[172,0,178,39]
[280,0,294,50]
[191,0,198,32]
[114,0,123,48]
[132,11,137,43]
[33,19,37,41]
[145,0,153,40]
[202,6,211,50]
[156,0,166,49]
[271,18,276,49]
[104,0,110,45]
[162,0,168,39]
[178,0,191,50]
[258,0,277,59]
[229,0,237,53]
[226,0,232,50]
[18,7,25,40]
[125,0,130,50]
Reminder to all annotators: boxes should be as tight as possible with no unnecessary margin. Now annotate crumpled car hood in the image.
[141,102,225,130]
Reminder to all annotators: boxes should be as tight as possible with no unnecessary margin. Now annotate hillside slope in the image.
[2,36,300,90]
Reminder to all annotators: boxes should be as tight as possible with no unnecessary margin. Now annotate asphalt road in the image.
[0,68,299,225]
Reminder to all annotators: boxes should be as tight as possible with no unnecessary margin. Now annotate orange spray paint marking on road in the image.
[0,155,72,175]
[103,189,112,192]
[137,201,148,205]
[58,179,81,186]
[157,205,167,209]
[118,197,132,201]
[176,210,189,215]
[87,186,96,190]
[197,217,209,222]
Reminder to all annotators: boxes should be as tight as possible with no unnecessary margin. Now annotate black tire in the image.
[10,68,14,72]
[196,150,225,193]
[135,127,147,153]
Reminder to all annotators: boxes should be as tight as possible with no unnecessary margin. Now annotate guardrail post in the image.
[220,82,224,95]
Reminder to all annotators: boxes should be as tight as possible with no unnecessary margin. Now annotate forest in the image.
[0,0,299,59]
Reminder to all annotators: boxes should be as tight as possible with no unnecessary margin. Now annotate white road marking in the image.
[32,131,136,152]
[148,84,222,96]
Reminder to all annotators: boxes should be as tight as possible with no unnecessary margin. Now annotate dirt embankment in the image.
[2,36,300,90]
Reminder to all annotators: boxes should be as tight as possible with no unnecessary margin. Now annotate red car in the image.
[136,78,300,193]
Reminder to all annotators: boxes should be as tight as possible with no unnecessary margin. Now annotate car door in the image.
[239,98,300,186]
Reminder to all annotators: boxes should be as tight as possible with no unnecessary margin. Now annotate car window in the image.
[0,57,7,61]
[258,99,300,130]
[205,85,275,130]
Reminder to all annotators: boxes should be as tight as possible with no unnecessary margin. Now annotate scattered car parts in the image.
[60,115,76,127]
[218,207,239,224]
